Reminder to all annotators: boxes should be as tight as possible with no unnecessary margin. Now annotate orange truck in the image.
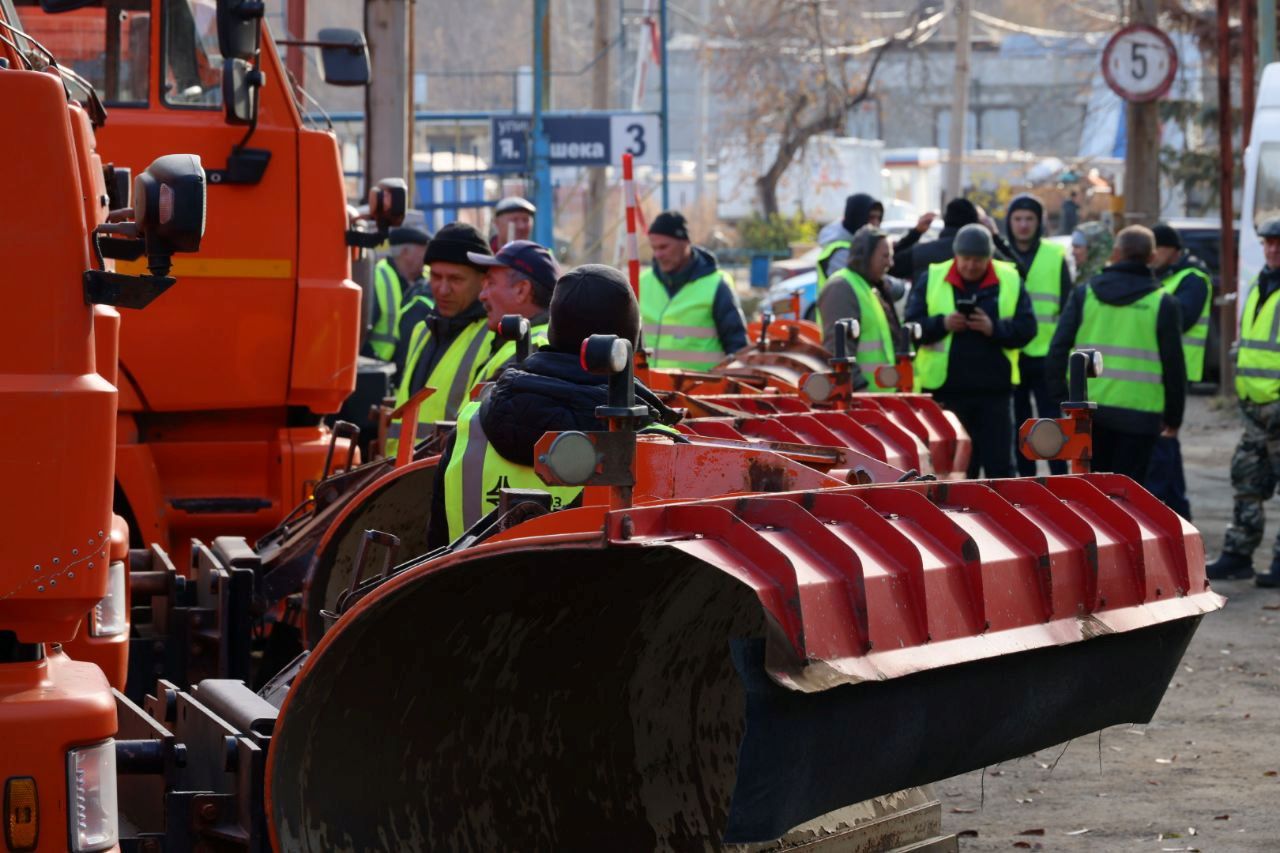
[0,7,208,847]
[14,0,399,567]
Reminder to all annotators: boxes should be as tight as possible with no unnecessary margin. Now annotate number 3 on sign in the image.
[610,114,660,166]
[1102,24,1178,103]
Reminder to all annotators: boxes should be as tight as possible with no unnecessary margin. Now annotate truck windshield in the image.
[11,0,150,106]
[162,0,222,108]
[1255,142,1280,230]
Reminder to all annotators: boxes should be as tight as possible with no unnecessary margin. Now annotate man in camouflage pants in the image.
[1208,218,1280,587]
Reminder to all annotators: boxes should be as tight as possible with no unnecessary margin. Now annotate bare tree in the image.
[708,0,942,216]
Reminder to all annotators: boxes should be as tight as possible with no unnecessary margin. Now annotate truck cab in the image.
[14,0,367,565]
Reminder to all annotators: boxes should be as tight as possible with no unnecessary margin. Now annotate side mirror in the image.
[318,28,370,87]
[216,0,264,61]
[347,178,407,248]
[222,58,261,126]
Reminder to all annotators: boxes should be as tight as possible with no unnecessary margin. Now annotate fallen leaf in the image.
[1019,829,1045,836]
[1263,604,1280,610]
[1147,780,1162,786]
[1214,814,1230,820]
[1013,844,1032,850]
[1066,828,1090,835]
[951,807,976,814]
[1266,770,1278,777]
[957,829,978,838]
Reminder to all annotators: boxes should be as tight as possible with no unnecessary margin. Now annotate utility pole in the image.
[659,0,671,209]
[1218,0,1237,390]
[1122,0,1160,225]
[694,0,709,214]
[286,0,305,88]
[944,0,970,202]
[532,0,555,248]
[364,0,412,197]
[1244,0,1258,150]
[586,0,611,260]
[1263,0,1277,68]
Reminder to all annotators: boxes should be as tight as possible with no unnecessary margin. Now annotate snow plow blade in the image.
[266,474,1222,850]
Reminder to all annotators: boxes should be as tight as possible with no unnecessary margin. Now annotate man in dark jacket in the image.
[1145,222,1212,519]
[1005,194,1073,476]
[906,224,1037,478]
[909,197,1013,280]
[640,211,748,368]
[428,264,679,548]
[815,226,902,391]
[816,193,883,283]
[1047,226,1186,481]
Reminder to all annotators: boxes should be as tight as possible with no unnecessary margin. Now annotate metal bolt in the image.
[50,579,56,587]
[88,538,95,546]
[98,530,104,538]
[72,549,78,556]
[36,585,44,593]
[67,572,75,579]
[33,565,40,573]
[88,562,95,569]
[52,558,59,565]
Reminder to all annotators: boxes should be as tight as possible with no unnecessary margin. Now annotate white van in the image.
[1239,63,1280,315]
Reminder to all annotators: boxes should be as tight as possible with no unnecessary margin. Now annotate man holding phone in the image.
[906,224,1037,478]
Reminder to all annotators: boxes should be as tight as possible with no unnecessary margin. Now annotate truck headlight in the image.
[90,561,127,637]
[66,741,117,852]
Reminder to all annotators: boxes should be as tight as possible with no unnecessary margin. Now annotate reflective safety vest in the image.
[369,259,403,360]
[387,317,493,455]
[915,260,1023,391]
[473,322,550,386]
[1076,285,1165,413]
[1161,267,1213,383]
[640,268,730,370]
[815,239,851,289]
[820,269,895,391]
[443,401,583,541]
[1236,277,1280,403]
[1022,240,1067,358]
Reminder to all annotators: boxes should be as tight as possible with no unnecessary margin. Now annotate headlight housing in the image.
[66,741,118,852]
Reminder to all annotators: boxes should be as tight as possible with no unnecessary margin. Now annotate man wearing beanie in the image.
[465,240,561,385]
[909,197,1013,280]
[1047,226,1186,482]
[387,222,495,455]
[816,193,883,286]
[641,210,747,369]
[1145,222,1212,519]
[364,226,429,362]
[427,264,681,548]
[1005,194,1072,477]
[906,223,1036,478]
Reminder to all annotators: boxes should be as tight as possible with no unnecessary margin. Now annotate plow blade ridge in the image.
[723,615,1199,843]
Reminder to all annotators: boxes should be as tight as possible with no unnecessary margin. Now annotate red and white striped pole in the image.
[622,152,641,297]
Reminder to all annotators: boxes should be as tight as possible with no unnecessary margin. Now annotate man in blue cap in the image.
[466,240,562,385]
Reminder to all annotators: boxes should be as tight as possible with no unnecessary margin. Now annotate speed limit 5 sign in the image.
[1102,24,1178,102]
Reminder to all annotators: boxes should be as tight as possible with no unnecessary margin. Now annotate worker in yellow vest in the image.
[640,211,747,369]
[1046,226,1186,481]
[387,223,495,455]
[905,224,1036,478]
[1004,195,1073,476]
[466,240,561,385]
[1143,223,1213,520]
[363,226,428,361]
[428,264,682,548]
[1208,218,1280,587]
[814,226,900,390]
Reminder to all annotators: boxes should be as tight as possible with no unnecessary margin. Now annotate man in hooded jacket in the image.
[1005,194,1073,476]
[1046,226,1186,481]
[428,264,681,549]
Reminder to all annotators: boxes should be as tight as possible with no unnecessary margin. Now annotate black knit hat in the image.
[547,264,640,353]
[389,226,429,246]
[424,222,490,268]
[1152,222,1182,250]
[943,198,980,229]
[648,210,690,241]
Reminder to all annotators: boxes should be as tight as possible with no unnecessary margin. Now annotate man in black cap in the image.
[641,210,747,369]
[909,197,1013,280]
[1146,222,1212,520]
[465,240,562,385]
[428,264,680,548]
[387,223,495,455]
[907,223,1037,478]
[365,226,429,361]
[489,197,537,252]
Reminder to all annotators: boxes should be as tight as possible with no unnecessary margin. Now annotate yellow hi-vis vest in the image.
[1076,285,1165,414]
[640,268,730,369]
[815,239,851,289]
[387,317,493,455]
[369,258,403,360]
[473,322,550,386]
[820,269,895,391]
[915,260,1023,391]
[1161,266,1213,383]
[443,401,583,541]
[1236,276,1280,403]
[1022,240,1067,358]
